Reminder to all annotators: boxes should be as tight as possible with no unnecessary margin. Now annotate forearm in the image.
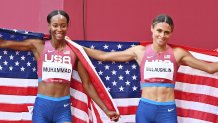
[0,39,32,51]
[83,47,107,61]
[83,46,135,62]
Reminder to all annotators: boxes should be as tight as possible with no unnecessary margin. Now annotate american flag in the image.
[0,28,218,123]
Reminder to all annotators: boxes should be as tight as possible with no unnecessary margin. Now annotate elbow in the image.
[92,53,108,61]
[207,66,216,74]
[100,55,109,62]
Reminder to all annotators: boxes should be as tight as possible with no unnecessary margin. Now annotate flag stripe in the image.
[0,120,32,123]
[72,116,88,123]
[175,82,218,101]
[71,98,89,114]
[176,100,217,115]
[0,78,38,87]
[71,107,89,122]
[0,95,35,104]
[0,86,37,95]
[0,103,33,112]
[175,90,218,106]
[117,106,137,115]
[189,51,218,62]
[177,116,213,123]
[0,112,32,120]
[177,108,217,122]
[176,72,218,87]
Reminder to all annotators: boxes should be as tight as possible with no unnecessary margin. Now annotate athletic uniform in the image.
[32,41,76,123]
[136,44,179,123]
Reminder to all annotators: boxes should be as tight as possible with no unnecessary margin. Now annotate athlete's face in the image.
[151,22,172,46]
[48,14,68,42]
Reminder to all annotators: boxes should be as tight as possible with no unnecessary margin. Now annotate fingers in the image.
[110,116,119,122]
[64,36,71,40]
[109,113,120,122]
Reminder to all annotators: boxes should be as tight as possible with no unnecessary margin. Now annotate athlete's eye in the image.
[52,24,58,28]
[164,31,170,35]
[157,29,162,33]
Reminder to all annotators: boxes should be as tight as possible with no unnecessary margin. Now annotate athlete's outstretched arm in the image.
[0,38,43,51]
[83,46,139,62]
[175,47,218,74]
[77,61,120,122]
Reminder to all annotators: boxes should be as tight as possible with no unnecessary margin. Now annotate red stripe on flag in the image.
[177,108,217,122]
[0,121,32,123]
[118,106,137,115]
[71,79,85,92]
[0,86,37,95]
[175,90,218,106]
[71,98,89,113]
[72,116,90,123]
[0,103,33,112]
[177,73,218,88]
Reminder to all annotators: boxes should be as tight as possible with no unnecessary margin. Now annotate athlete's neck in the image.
[152,44,167,53]
[50,39,66,50]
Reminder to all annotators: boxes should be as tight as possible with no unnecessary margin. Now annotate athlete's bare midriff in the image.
[37,82,70,97]
[141,87,174,102]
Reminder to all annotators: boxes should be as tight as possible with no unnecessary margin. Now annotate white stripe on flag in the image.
[190,51,218,62]
[114,98,140,107]
[0,111,32,120]
[71,107,89,122]
[0,78,38,87]
[177,116,213,123]
[0,95,35,104]
[70,88,88,104]
[175,82,218,97]
[178,66,218,79]
[72,70,81,82]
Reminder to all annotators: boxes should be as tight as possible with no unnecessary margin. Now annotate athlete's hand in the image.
[65,36,71,41]
[106,111,120,122]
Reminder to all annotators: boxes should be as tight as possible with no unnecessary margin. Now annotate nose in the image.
[160,32,165,37]
[57,26,62,31]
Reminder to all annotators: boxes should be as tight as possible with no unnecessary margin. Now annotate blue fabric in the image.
[140,98,175,105]
[37,94,70,101]
[32,95,72,123]
[136,98,177,123]
[141,83,175,88]
[38,78,42,82]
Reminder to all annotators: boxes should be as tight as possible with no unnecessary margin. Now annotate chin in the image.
[56,37,65,41]
[157,41,167,46]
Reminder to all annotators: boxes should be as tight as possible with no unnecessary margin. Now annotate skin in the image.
[0,14,119,122]
[84,22,218,102]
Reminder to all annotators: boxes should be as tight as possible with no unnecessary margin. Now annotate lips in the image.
[158,38,165,43]
[55,33,64,39]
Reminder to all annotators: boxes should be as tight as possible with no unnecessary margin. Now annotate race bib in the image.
[42,62,72,81]
[144,60,174,80]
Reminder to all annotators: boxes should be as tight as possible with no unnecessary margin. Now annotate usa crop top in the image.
[37,41,76,83]
[140,44,178,88]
